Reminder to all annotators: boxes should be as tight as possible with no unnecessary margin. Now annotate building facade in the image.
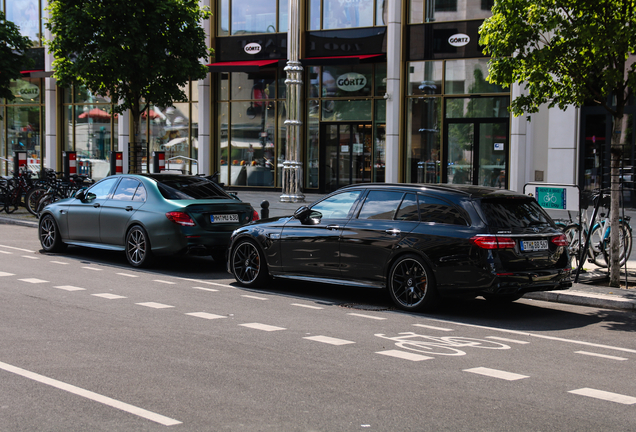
[1,0,634,203]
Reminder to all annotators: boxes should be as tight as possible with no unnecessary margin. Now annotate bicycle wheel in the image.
[25,187,47,216]
[588,224,608,267]
[3,188,19,214]
[563,224,586,270]
[601,221,633,267]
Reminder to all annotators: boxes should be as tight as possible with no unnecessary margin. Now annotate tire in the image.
[387,254,437,312]
[26,187,47,216]
[126,226,153,268]
[39,214,67,253]
[230,238,270,287]
[588,224,608,267]
[563,224,586,270]
[601,221,632,267]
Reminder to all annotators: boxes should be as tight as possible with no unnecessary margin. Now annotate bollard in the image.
[260,200,270,219]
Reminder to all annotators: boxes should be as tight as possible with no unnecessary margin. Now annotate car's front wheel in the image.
[39,214,67,253]
[231,239,269,287]
[126,226,153,268]
[388,255,437,312]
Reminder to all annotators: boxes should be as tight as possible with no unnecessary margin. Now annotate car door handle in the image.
[93,203,100,208]
[125,206,133,211]
[385,229,401,236]
[326,224,341,231]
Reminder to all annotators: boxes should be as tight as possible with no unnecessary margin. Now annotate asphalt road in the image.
[1,225,636,431]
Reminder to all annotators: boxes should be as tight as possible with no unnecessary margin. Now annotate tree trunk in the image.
[609,115,624,287]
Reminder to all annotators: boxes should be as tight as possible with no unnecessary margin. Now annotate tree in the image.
[480,0,636,287]
[45,0,211,173]
[0,11,34,111]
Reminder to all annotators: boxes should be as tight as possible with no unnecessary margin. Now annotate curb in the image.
[0,216,38,228]
[525,290,636,311]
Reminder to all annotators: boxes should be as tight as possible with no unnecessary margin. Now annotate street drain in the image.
[338,303,394,311]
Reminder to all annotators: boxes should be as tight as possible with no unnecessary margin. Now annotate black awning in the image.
[207,59,280,72]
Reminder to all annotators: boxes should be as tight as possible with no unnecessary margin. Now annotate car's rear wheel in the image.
[231,239,269,287]
[388,255,437,312]
[39,214,67,253]
[126,226,153,268]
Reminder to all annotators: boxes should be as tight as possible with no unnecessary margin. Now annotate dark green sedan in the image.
[38,174,259,267]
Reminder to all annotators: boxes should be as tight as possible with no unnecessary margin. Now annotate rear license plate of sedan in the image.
[210,214,238,223]
[521,240,548,252]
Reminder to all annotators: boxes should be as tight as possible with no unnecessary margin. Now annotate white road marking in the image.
[18,278,48,284]
[486,336,530,345]
[0,272,16,277]
[464,367,529,381]
[240,323,285,332]
[92,293,127,300]
[241,295,268,301]
[21,255,39,260]
[0,250,11,254]
[178,278,233,289]
[569,388,636,405]
[116,272,139,278]
[376,350,433,361]
[347,313,386,321]
[192,287,219,292]
[136,302,174,309]
[82,266,102,271]
[413,324,454,332]
[426,318,636,354]
[0,245,34,253]
[53,286,86,292]
[186,312,226,320]
[575,351,628,361]
[153,280,176,285]
[50,261,69,265]
[303,335,355,346]
[0,360,181,426]
[291,303,324,310]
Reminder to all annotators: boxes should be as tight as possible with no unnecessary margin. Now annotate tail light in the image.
[166,211,195,226]
[551,234,569,247]
[251,209,260,222]
[470,235,516,249]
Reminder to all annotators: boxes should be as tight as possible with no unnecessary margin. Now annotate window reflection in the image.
[409,0,493,23]
[311,0,384,30]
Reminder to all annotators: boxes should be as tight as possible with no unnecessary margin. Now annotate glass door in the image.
[320,122,372,193]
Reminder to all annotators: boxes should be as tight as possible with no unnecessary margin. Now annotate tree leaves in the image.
[0,11,34,104]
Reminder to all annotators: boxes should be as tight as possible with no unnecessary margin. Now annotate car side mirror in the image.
[75,189,86,201]
[293,206,312,221]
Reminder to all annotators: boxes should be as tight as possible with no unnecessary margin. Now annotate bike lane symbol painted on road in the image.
[375,332,511,356]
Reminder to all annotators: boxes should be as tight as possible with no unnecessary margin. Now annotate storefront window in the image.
[5,0,42,46]
[444,59,506,95]
[309,0,384,30]
[218,0,285,35]
[406,97,441,183]
[374,99,386,182]
[408,61,443,95]
[322,100,373,121]
[445,97,509,119]
[409,0,493,24]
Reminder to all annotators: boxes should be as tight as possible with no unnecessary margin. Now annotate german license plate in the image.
[210,214,238,223]
[521,240,548,252]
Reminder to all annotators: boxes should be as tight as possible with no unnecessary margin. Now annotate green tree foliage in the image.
[45,0,211,172]
[479,0,636,286]
[0,11,33,105]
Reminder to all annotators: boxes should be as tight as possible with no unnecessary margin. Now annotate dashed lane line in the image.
[0,272,16,277]
[569,388,636,405]
[18,278,48,284]
[50,261,69,265]
[192,287,219,292]
[136,302,175,309]
[291,303,324,310]
[575,351,628,361]
[486,336,531,345]
[413,324,454,332]
[0,360,182,426]
[116,273,139,278]
[153,280,176,285]
[82,266,102,271]
[0,245,34,253]
[0,251,11,254]
[347,313,386,321]
[463,367,529,381]
[53,286,86,292]
[186,312,226,320]
[376,350,433,361]
[303,335,355,346]
[242,295,268,301]
[21,255,38,260]
[240,323,286,332]
[92,293,127,300]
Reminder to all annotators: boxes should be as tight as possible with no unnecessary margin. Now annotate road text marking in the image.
[18,278,48,284]
[303,336,355,346]
[136,302,174,309]
[240,323,285,332]
[0,361,181,426]
[92,293,127,300]
[575,351,628,361]
[186,312,226,320]
[464,367,529,381]
[53,286,86,292]
[569,388,636,405]
[376,350,433,361]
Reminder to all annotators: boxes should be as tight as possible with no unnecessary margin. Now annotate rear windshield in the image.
[156,178,231,200]
[479,198,553,228]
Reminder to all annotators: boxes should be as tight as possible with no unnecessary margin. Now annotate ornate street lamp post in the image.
[280,0,305,202]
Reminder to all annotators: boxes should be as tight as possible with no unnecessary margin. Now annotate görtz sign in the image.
[336,72,367,91]
[448,33,470,47]
[244,42,262,55]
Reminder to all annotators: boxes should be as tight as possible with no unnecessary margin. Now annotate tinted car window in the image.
[358,191,404,220]
[396,193,419,221]
[112,178,140,201]
[86,177,119,200]
[418,195,469,225]
[310,191,362,219]
[133,184,147,202]
[156,177,229,200]
[480,198,551,228]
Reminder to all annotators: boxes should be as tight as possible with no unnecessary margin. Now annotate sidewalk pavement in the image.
[2,189,635,312]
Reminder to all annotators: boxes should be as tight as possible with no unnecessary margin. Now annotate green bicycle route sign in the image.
[535,187,566,210]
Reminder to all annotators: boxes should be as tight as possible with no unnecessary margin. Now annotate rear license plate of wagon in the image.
[521,240,548,252]
[210,214,238,223]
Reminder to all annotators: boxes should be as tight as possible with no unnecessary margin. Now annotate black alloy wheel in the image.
[388,255,436,311]
[126,226,153,268]
[39,214,66,252]
[231,239,269,287]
